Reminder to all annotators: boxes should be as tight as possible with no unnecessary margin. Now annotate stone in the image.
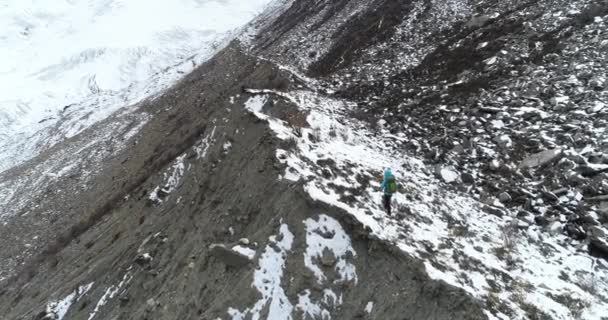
[588,226,606,239]
[587,195,608,202]
[565,223,586,240]
[566,152,587,164]
[434,165,460,183]
[134,253,153,266]
[321,248,337,267]
[579,163,608,177]
[466,14,495,28]
[552,187,569,196]
[535,215,550,227]
[498,192,512,203]
[482,205,505,218]
[489,159,501,171]
[239,238,250,245]
[519,149,563,169]
[147,298,157,307]
[589,237,608,260]
[451,144,465,154]
[461,172,475,184]
[541,190,559,202]
[547,221,562,235]
[581,215,600,226]
[209,244,251,267]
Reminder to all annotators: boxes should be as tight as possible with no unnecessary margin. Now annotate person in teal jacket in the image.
[380,168,397,215]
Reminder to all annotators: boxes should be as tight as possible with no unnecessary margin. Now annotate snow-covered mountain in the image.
[1,0,607,319]
[0,0,272,173]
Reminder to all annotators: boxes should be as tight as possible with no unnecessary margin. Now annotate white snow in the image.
[149,153,188,202]
[364,301,374,314]
[229,223,295,320]
[223,142,233,152]
[296,290,331,320]
[0,0,275,173]
[46,282,94,320]
[243,85,608,319]
[484,56,498,65]
[194,126,217,159]
[244,95,269,117]
[232,245,256,260]
[88,269,133,320]
[303,215,357,284]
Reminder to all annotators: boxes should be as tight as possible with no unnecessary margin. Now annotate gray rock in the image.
[581,215,600,226]
[535,215,550,227]
[586,195,608,202]
[146,298,157,308]
[482,205,505,218]
[552,188,568,196]
[465,14,495,28]
[321,247,337,267]
[578,164,608,177]
[589,237,608,259]
[565,223,587,240]
[209,244,251,267]
[541,190,559,202]
[519,149,563,169]
[461,172,475,184]
[498,192,512,203]
[493,135,512,149]
[588,226,606,239]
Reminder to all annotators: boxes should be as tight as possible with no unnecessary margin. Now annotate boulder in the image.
[321,248,337,267]
[578,163,608,177]
[493,135,513,148]
[588,226,606,239]
[581,215,600,226]
[547,221,562,235]
[434,165,460,183]
[552,187,569,196]
[534,215,550,227]
[541,190,559,202]
[519,149,563,169]
[209,244,251,267]
[565,223,586,240]
[489,159,501,171]
[589,237,608,260]
[482,205,505,218]
[461,172,475,184]
[498,192,512,203]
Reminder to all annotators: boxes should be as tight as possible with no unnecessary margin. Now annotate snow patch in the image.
[304,215,357,284]
[46,282,94,320]
[88,269,133,320]
[232,245,256,260]
[228,224,294,320]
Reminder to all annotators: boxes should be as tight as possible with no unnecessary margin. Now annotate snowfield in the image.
[243,85,608,319]
[0,0,273,173]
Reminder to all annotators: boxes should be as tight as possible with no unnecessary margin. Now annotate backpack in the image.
[387,175,398,194]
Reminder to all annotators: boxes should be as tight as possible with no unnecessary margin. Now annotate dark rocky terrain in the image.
[1,0,607,319]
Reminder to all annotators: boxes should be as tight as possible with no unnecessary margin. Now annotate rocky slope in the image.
[1,0,607,319]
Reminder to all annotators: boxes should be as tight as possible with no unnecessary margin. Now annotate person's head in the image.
[384,168,392,178]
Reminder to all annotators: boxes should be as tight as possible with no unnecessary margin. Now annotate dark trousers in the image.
[383,194,392,216]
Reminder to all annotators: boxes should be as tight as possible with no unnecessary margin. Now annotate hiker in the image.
[380,168,397,215]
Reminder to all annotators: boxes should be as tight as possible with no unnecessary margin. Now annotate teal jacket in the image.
[380,169,393,195]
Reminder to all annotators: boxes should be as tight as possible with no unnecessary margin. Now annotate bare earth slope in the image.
[1,0,607,320]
